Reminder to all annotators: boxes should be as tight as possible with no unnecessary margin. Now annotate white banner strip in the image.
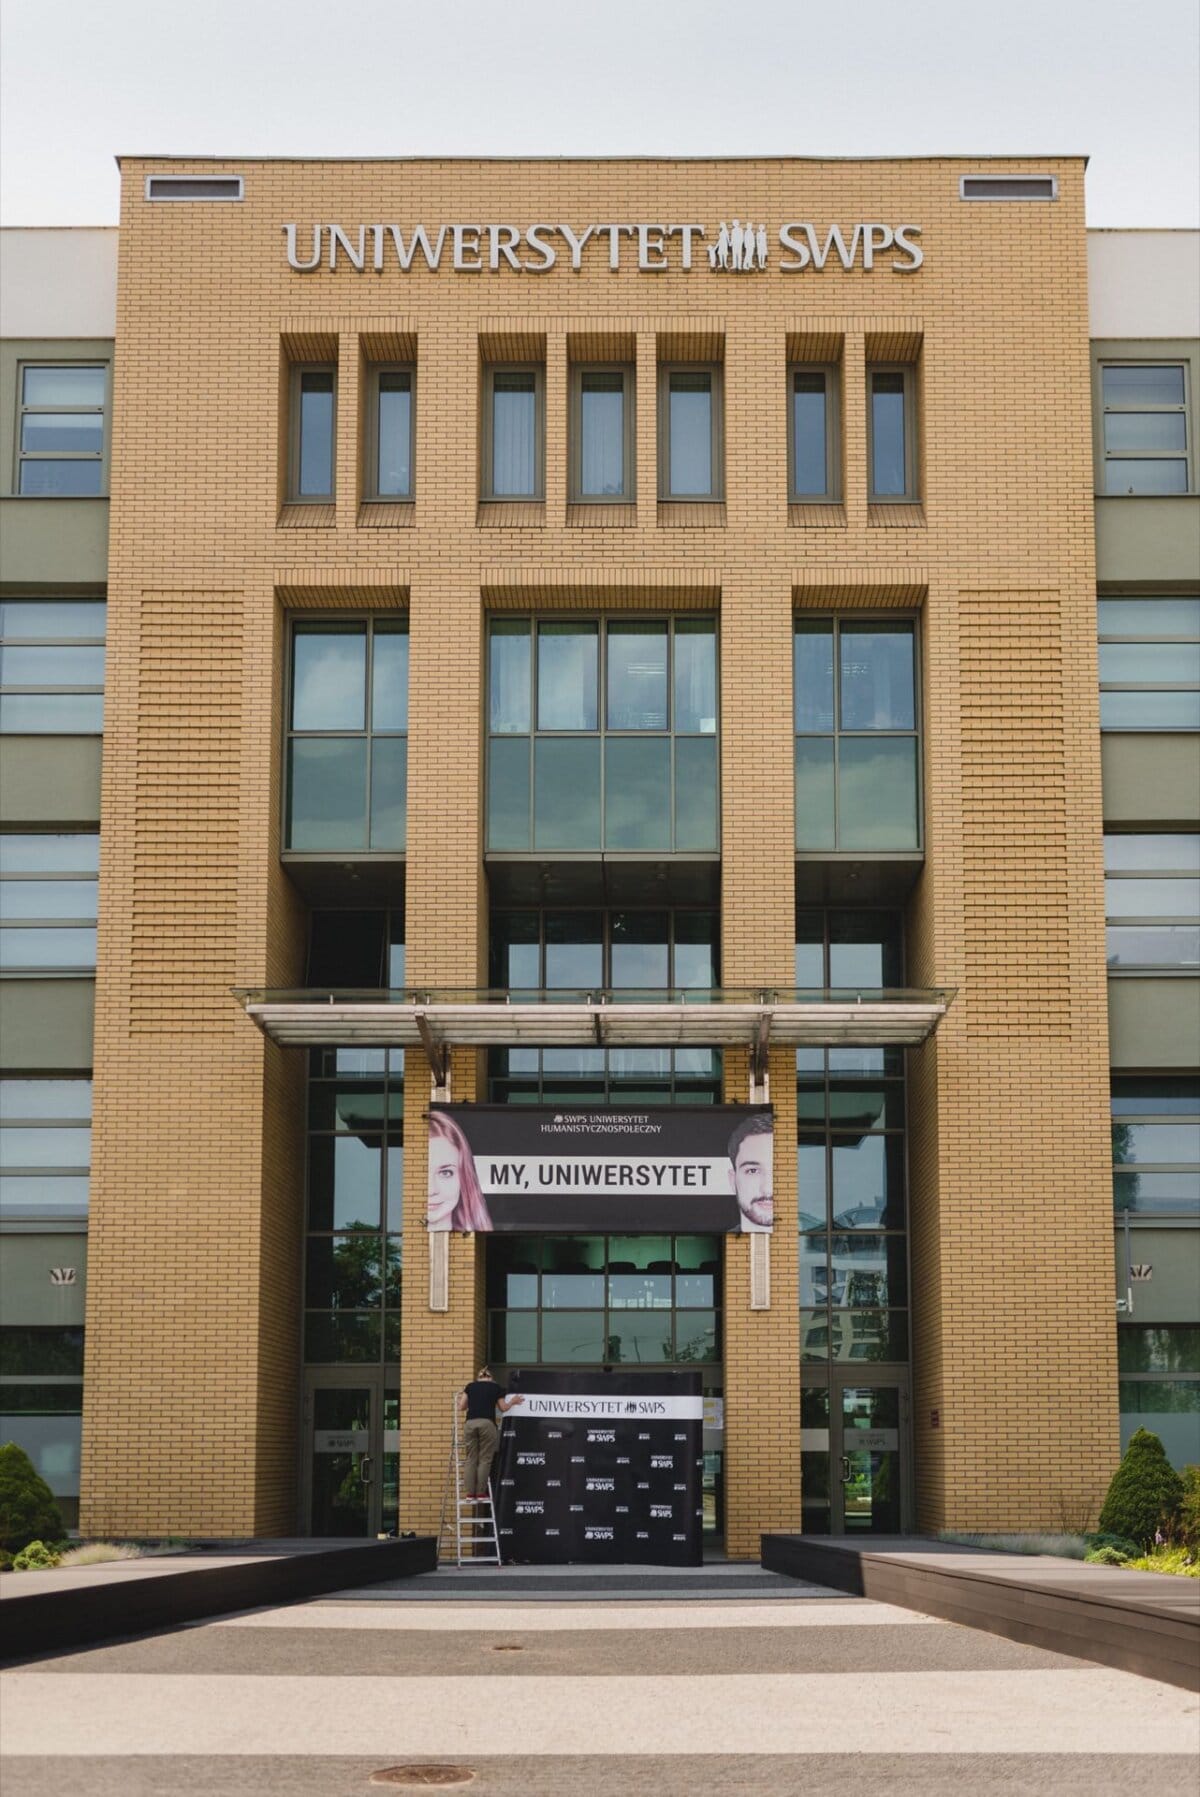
[511,1393,704,1420]
[478,1155,731,1196]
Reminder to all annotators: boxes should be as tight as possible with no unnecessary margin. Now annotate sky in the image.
[1,0,1198,229]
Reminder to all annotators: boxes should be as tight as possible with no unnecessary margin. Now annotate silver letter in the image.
[892,225,924,271]
[328,225,365,271]
[861,224,893,270]
[452,225,483,271]
[667,225,704,270]
[557,223,596,270]
[600,225,635,270]
[523,224,557,271]
[387,225,448,271]
[638,224,668,270]
[777,223,809,271]
[805,224,861,270]
[284,223,322,272]
[489,224,522,270]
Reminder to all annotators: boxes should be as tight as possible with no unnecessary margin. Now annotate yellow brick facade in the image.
[80,156,1117,1551]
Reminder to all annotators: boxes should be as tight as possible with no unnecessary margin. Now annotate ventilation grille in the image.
[960,175,1057,201]
[145,175,243,202]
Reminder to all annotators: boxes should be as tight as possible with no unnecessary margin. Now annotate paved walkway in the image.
[3,1577,1198,1794]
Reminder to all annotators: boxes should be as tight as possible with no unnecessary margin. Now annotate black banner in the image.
[494,1369,704,1566]
[427,1103,774,1232]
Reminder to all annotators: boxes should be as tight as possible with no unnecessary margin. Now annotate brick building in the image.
[1,158,1196,1554]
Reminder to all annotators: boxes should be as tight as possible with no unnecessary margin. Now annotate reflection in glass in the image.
[287,739,368,849]
[1107,925,1199,968]
[538,623,598,730]
[1102,366,1185,405]
[0,927,96,970]
[376,372,412,496]
[298,371,335,498]
[1105,459,1188,495]
[304,1313,381,1364]
[611,912,669,989]
[1106,877,1199,919]
[534,737,601,849]
[0,601,106,640]
[20,414,103,454]
[605,737,671,850]
[490,620,531,734]
[0,644,105,688]
[831,1134,904,1229]
[838,739,919,850]
[0,694,104,733]
[1104,413,1187,453]
[544,912,603,989]
[0,880,97,921]
[306,1235,383,1309]
[607,623,667,729]
[798,1137,827,1230]
[292,628,366,730]
[668,372,714,496]
[1099,598,1200,638]
[1099,642,1200,686]
[839,626,915,730]
[308,1134,382,1231]
[675,621,718,734]
[369,737,407,850]
[794,622,835,732]
[792,372,829,496]
[371,627,409,731]
[870,373,906,496]
[19,461,103,496]
[795,738,835,848]
[1104,835,1199,873]
[542,1312,608,1362]
[491,371,537,496]
[23,366,106,406]
[580,371,625,496]
[487,737,531,850]
[1100,691,1200,730]
[675,737,719,852]
[829,914,904,990]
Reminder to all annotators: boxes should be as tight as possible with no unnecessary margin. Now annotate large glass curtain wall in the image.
[797,910,910,1532]
[489,907,721,1102]
[487,617,719,853]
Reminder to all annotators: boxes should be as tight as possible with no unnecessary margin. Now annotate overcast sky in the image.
[2,0,1198,228]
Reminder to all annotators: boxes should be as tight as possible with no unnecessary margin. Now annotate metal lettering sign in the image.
[284,220,923,275]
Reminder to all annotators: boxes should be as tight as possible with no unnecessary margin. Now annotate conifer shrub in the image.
[0,1443,63,1554]
[1098,1428,1183,1550]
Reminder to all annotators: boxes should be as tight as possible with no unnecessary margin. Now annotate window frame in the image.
[657,363,725,503]
[0,1075,92,1224]
[866,364,918,503]
[0,833,100,975]
[287,362,337,503]
[787,363,841,503]
[568,363,636,505]
[1097,594,1200,732]
[1111,1077,1200,1219]
[0,598,106,737]
[481,363,545,503]
[283,614,409,858]
[1103,831,1200,974]
[1098,358,1192,497]
[363,363,416,503]
[793,613,924,856]
[14,360,110,498]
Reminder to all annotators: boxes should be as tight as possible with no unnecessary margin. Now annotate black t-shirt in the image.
[464,1379,505,1421]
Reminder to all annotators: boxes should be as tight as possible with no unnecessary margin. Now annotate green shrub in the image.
[0,1549,12,1573]
[0,1443,64,1554]
[1098,1429,1184,1550]
[1085,1544,1129,1566]
[12,1538,61,1571]
[1083,1530,1140,1558]
[1179,1466,1200,1554]
[1125,1547,1199,1578]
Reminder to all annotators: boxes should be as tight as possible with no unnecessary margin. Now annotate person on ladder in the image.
[458,1365,525,1499]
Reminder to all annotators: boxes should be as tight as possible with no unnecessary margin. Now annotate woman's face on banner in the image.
[427,1133,462,1227]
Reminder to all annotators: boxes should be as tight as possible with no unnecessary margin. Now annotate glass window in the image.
[795,619,919,851]
[1113,1078,1200,1215]
[0,1079,91,1220]
[286,619,408,851]
[16,364,107,496]
[488,618,718,854]
[1105,835,1200,969]
[1101,364,1190,496]
[868,368,916,501]
[0,600,106,735]
[573,367,632,501]
[790,368,839,501]
[367,368,414,500]
[660,367,723,500]
[1098,597,1200,732]
[485,367,542,500]
[292,367,335,501]
[0,834,99,972]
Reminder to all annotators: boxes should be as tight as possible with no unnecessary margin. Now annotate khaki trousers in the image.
[463,1417,499,1495]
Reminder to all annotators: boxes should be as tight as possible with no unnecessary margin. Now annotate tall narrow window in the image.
[286,618,408,852]
[659,367,723,500]
[1101,364,1190,495]
[16,365,107,496]
[867,368,917,501]
[571,367,633,501]
[794,618,920,851]
[789,368,839,501]
[291,367,336,500]
[366,368,414,500]
[483,367,543,500]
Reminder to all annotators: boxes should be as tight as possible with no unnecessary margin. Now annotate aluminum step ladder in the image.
[438,1393,502,1567]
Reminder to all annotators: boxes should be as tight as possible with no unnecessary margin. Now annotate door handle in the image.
[840,1456,851,1482]
[360,1456,373,1484]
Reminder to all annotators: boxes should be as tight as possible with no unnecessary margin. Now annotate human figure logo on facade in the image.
[707,219,768,271]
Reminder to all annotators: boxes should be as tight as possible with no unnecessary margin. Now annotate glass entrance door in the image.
[304,1372,384,1536]
[838,1383,905,1532]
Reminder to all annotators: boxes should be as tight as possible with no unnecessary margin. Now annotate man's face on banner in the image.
[732,1129,774,1229]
